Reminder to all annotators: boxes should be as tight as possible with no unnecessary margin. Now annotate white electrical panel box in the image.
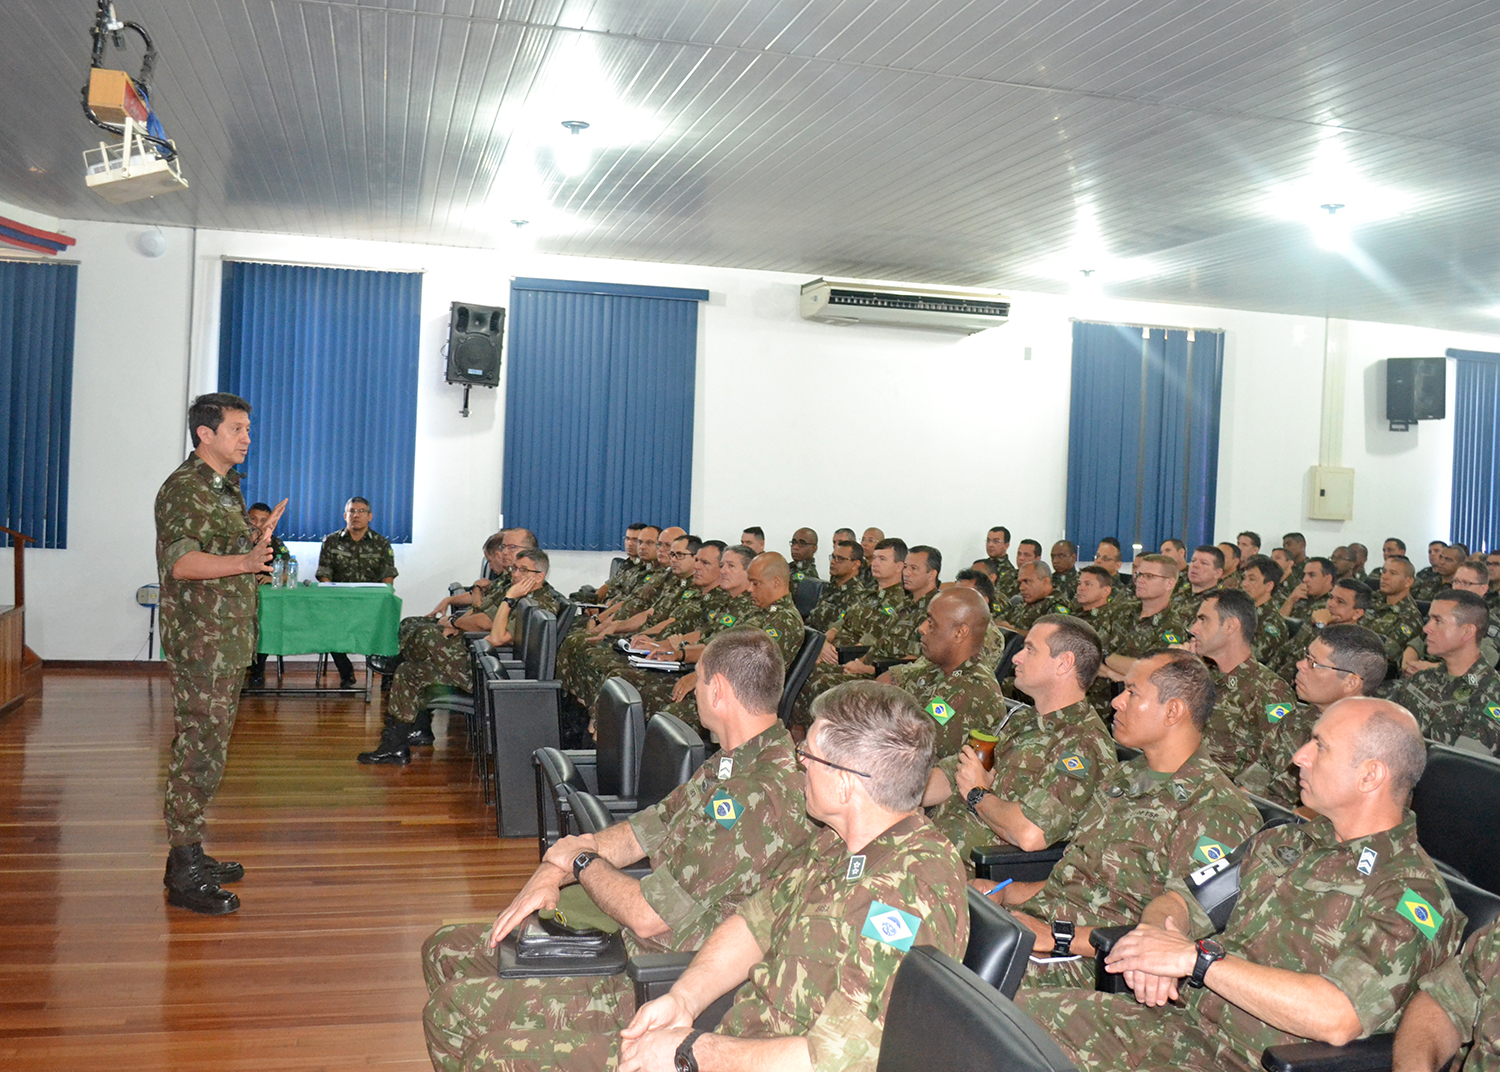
[1308,466,1355,520]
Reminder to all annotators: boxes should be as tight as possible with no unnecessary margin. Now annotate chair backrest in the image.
[1285,617,1304,640]
[1114,744,1141,764]
[564,787,617,836]
[520,606,558,681]
[533,746,587,852]
[595,677,647,797]
[554,599,577,641]
[1246,793,1304,828]
[635,712,706,811]
[876,947,1078,1072]
[995,630,1025,682]
[1413,743,1500,895]
[609,556,626,580]
[1448,875,1500,941]
[962,887,1036,998]
[779,627,826,726]
[793,578,825,619]
[474,654,504,724]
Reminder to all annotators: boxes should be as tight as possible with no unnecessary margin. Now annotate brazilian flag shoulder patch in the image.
[1057,752,1091,779]
[1486,704,1500,723]
[719,613,738,627]
[706,789,743,829]
[765,627,781,639]
[1162,631,1183,645]
[1397,888,1443,940]
[861,900,921,952]
[1193,836,1229,865]
[926,695,953,725]
[1265,702,1292,724]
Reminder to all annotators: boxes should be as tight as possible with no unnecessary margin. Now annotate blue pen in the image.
[983,878,1013,897]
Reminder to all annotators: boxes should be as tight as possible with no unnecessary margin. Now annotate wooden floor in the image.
[0,667,540,1070]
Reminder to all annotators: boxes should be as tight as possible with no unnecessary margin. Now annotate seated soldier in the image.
[857,527,883,587]
[739,526,765,554]
[1393,917,1500,1072]
[1270,578,1382,683]
[882,587,1006,759]
[1387,589,1500,755]
[806,539,864,633]
[1279,531,1311,594]
[1367,555,1425,670]
[1187,589,1294,780]
[1402,563,1500,675]
[787,527,820,584]
[970,557,1007,615]
[892,545,942,662]
[986,650,1261,990]
[422,628,815,1070]
[1238,624,1388,807]
[1218,541,1242,590]
[1098,553,1193,682]
[1239,554,1290,664]
[1051,541,1080,602]
[986,525,1020,602]
[315,496,398,688]
[1348,542,1370,582]
[579,528,682,641]
[1179,545,1225,608]
[1161,539,1193,603]
[1000,560,1071,634]
[1018,697,1460,1072]
[925,615,1117,867]
[1413,543,1463,602]
[1279,555,1335,620]
[452,681,968,1072]
[245,501,291,688]
[586,523,645,605]
[1072,564,1120,623]
[357,548,559,765]
[1094,537,1125,579]
[1367,537,1406,587]
[1237,531,1262,564]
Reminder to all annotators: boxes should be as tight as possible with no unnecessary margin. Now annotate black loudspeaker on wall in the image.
[1386,357,1446,427]
[445,303,505,387]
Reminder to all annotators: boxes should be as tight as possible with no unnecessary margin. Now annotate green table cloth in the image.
[257,585,402,656]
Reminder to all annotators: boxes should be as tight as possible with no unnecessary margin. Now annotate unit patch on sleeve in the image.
[706,789,743,829]
[861,901,921,952]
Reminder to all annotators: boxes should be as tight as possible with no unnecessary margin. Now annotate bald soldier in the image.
[884,587,1007,759]
[1019,697,1461,1072]
[788,527,820,584]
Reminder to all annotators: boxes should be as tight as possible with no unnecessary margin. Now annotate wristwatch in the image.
[1189,938,1226,988]
[965,786,990,816]
[1051,919,1076,957]
[571,850,601,882]
[674,1028,707,1072]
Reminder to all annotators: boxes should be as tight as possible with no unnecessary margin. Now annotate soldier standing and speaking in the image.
[155,393,284,915]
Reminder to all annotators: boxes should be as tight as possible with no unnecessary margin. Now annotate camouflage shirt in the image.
[1052,568,1080,603]
[807,577,867,633]
[701,591,759,640]
[626,721,815,954]
[889,654,1008,759]
[933,698,1117,864]
[837,584,912,654]
[154,455,259,672]
[1282,594,1329,622]
[1364,598,1424,660]
[1100,601,1192,658]
[1002,594,1073,635]
[1253,599,1291,665]
[989,554,1020,605]
[721,813,968,1072]
[1413,567,1447,602]
[1386,662,1500,756]
[671,585,733,639]
[740,595,809,666]
[1165,812,1461,1065]
[1205,657,1295,780]
[885,589,936,662]
[314,528,397,583]
[1418,919,1500,1072]
[788,558,821,584]
[1023,743,1261,945]
[1236,699,1319,807]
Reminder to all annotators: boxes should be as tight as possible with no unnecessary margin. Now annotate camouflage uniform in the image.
[1236,699,1318,807]
[1098,602,1193,660]
[566,579,710,707]
[1418,919,1500,1072]
[1204,657,1295,781]
[155,455,259,847]
[1364,597,1425,665]
[788,558,821,584]
[1282,594,1329,621]
[931,699,1117,869]
[1017,812,1461,1072]
[1403,633,1500,672]
[1386,663,1500,756]
[1413,567,1446,602]
[793,585,916,727]
[1252,600,1290,665]
[1002,594,1073,635]
[422,722,815,1071]
[455,813,967,1072]
[314,527,397,582]
[1053,568,1080,603]
[1020,744,1262,989]
[806,576,866,634]
[889,654,1008,759]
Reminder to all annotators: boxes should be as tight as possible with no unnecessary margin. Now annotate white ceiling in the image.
[3,0,1499,332]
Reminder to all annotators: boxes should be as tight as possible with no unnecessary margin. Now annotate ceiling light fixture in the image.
[1312,202,1351,252]
[556,120,592,176]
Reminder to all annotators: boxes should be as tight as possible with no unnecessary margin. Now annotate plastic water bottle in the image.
[287,555,299,586]
[271,558,285,588]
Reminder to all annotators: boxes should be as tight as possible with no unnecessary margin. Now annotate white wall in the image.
[4,199,1499,659]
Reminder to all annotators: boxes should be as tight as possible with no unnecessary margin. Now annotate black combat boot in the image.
[163,850,244,887]
[165,844,241,915]
[358,720,411,765]
[406,710,435,746]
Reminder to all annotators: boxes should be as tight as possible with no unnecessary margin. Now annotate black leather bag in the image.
[496,911,628,978]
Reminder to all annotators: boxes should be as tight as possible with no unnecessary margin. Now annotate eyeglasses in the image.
[512,566,544,577]
[795,746,871,779]
[501,543,529,552]
[790,539,815,547]
[1134,572,1172,582]
[830,554,856,563]
[1304,657,1356,676]
[670,551,694,560]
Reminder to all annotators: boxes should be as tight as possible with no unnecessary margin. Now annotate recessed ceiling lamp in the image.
[1265,134,1415,251]
[556,120,592,176]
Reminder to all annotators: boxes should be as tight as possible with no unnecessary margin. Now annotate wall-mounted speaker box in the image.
[1387,357,1446,423]
[445,303,505,387]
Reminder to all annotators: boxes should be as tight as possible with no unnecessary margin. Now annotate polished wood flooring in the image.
[0,667,540,1070]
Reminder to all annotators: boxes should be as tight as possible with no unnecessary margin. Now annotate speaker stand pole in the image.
[460,383,472,418]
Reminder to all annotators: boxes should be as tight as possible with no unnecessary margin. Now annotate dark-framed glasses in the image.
[1305,657,1356,676]
[795,745,871,779]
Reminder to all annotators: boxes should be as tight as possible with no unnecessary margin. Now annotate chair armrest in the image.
[1260,1035,1394,1072]
[836,645,869,664]
[1088,925,1135,992]
[971,842,1068,882]
[627,952,697,1006]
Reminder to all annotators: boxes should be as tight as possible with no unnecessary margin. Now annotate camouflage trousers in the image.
[422,923,634,1072]
[388,624,471,724]
[929,796,991,877]
[165,668,242,847]
[1013,950,1097,992]
[1015,987,1260,1072]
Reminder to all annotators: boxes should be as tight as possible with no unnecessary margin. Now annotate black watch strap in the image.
[572,851,601,882]
[1189,939,1225,988]
[965,786,989,815]
[1051,919,1076,956]
[675,1028,707,1072]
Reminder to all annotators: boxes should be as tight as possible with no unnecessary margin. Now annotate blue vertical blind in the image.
[1066,322,1225,559]
[218,261,421,541]
[0,261,75,549]
[1449,348,1500,552]
[503,278,707,551]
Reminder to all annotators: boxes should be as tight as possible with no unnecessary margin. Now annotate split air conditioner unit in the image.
[799,277,1011,334]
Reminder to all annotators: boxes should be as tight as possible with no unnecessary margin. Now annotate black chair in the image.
[877,947,1076,1072]
[632,712,706,813]
[963,886,1036,998]
[554,599,577,642]
[562,784,614,835]
[973,842,1069,883]
[1415,600,1431,617]
[1115,744,1142,763]
[779,627,825,727]
[794,578,825,620]
[609,556,626,580]
[1411,742,1500,895]
[1285,617,1304,641]
[482,608,564,837]
[995,629,1025,684]
[1247,793,1305,828]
